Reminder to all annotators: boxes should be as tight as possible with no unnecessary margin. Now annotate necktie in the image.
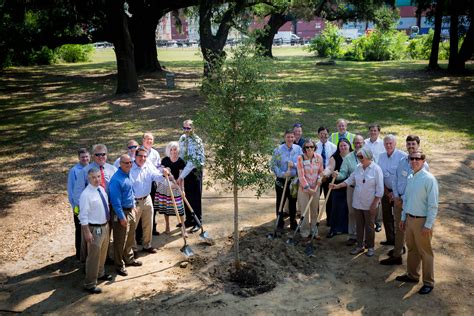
[97,188,110,221]
[321,143,326,169]
[100,165,106,189]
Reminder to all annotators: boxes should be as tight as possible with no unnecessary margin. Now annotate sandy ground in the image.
[0,148,473,314]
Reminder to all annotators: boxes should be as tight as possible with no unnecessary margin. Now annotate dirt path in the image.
[0,149,472,314]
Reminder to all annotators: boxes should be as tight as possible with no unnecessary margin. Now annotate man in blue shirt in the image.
[110,154,140,277]
[67,148,90,260]
[396,150,438,295]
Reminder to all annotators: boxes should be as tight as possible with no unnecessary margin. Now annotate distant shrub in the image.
[308,23,344,58]
[29,46,57,65]
[346,30,408,61]
[56,44,93,63]
[407,29,450,60]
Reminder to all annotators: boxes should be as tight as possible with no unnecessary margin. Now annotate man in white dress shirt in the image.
[79,168,112,294]
[378,135,407,246]
[364,123,385,164]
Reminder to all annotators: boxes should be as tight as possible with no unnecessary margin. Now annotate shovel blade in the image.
[286,238,297,245]
[305,244,315,257]
[199,231,215,245]
[180,245,195,257]
[266,232,278,240]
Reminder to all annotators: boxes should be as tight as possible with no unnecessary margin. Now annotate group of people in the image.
[271,119,439,295]
[67,120,205,294]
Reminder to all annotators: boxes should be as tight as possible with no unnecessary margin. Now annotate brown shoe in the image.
[143,247,158,254]
[125,260,143,267]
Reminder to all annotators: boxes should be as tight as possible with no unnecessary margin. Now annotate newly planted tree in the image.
[197,43,281,269]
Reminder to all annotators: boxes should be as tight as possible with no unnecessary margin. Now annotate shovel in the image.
[165,174,194,257]
[267,175,290,240]
[173,179,215,245]
[286,195,314,245]
[305,177,337,257]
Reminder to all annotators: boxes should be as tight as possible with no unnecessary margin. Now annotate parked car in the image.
[93,41,113,49]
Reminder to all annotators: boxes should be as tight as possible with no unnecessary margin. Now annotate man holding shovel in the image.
[271,129,302,231]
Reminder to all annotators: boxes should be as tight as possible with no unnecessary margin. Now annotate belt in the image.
[89,223,107,227]
[123,207,133,212]
[135,195,148,201]
[350,185,355,188]
[407,214,426,219]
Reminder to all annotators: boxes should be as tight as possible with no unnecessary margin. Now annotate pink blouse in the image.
[297,153,324,189]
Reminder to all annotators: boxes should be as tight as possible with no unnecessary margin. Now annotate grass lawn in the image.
[0,46,473,203]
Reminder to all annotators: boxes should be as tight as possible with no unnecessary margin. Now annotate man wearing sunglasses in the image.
[396,150,438,295]
[381,135,429,266]
[114,139,139,168]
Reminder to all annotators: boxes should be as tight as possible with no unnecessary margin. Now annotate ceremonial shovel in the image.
[267,169,290,240]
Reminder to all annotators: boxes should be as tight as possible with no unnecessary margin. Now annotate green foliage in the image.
[373,5,400,32]
[347,29,408,61]
[407,29,450,60]
[56,44,94,63]
[30,46,58,65]
[197,43,281,196]
[307,23,344,58]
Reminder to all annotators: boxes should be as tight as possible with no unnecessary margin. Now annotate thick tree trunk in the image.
[128,1,163,73]
[458,6,474,68]
[107,0,139,94]
[448,12,460,72]
[255,13,290,58]
[428,0,444,70]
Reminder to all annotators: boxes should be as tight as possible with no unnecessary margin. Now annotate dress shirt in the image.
[271,143,303,178]
[364,138,385,163]
[377,149,407,190]
[130,161,163,198]
[74,162,117,200]
[401,169,439,229]
[78,184,108,225]
[316,140,337,168]
[147,148,161,168]
[179,133,205,179]
[109,168,135,220]
[67,163,87,208]
[393,156,429,199]
[336,151,358,181]
[344,162,384,210]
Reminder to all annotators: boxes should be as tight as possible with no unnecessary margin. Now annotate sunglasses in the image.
[183,127,192,131]
[95,153,106,157]
[409,157,423,161]
[128,145,138,150]
[304,146,315,149]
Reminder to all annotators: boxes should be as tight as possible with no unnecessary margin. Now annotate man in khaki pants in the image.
[396,150,438,295]
[79,168,112,294]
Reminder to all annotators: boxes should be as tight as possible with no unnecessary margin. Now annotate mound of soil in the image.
[207,228,322,297]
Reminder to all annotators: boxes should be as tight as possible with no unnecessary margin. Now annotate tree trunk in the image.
[128,1,163,73]
[448,11,460,72]
[428,0,444,70]
[458,5,474,69]
[233,181,240,270]
[107,0,139,94]
[255,13,290,58]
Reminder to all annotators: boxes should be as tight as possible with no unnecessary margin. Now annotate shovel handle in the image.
[171,178,204,231]
[164,174,188,244]
[317,176,337,223]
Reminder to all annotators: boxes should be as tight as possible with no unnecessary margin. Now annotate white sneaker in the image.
[366,248,375,257]
[350,247,364,255]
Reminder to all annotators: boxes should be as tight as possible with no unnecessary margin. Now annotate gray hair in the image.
[165,141,180,157]
[92,143,107,154]
[383,134,396,143]
[87,167,100,175]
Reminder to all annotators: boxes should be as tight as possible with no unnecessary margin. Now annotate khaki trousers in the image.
[84,224,109,289]
[346,186,356,240]
[381,195,395,242]
[133,196,153,250]
[113,209,136,269]
[355,209,376,248]
[393,202,405,257]
[406,216,435,287]
[297,189,320,237]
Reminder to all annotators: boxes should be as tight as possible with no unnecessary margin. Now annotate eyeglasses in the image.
[304,146,315,149]
[95,153,106,157]
[136,154,147,158]
[409,157,423,161]
[128,145,138,150]
[121,161,132,165]
[183,127,192,131]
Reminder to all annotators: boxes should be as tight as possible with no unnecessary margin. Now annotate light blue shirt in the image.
[109,168,135,220]
[271,143,303,178]
[378,149,407,190]
[130,161,163,198]
[402,169,439,229]
[73,162,117,200]
[393,156,429,198]
[67,163,87,209]
[336,151,358,181]
[179,134,205,179]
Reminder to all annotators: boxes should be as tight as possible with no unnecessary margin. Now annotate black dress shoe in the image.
[326,231,335,238]
[346,238,357,246]
[395,274,418,283]
[418,285,433,295]
[184,222,195,228]
[85,286,102,294]
[387,247,406,257]
[380,240,395,246]
[116,267,128,276]
[176,223,182,228]
[98,274,113,281]
[152,230,160,236]
[379,256,402,265]
[375,223,382,232]
[125,260,143,267]
[143,247,158,254]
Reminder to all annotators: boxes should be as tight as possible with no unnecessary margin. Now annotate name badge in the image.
[303,160,311,166]
[96,227,102,236]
